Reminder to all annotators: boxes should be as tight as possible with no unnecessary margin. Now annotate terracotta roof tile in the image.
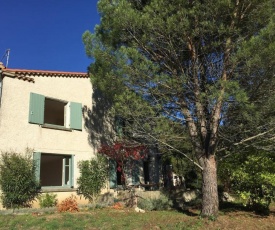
[4,68,88,78]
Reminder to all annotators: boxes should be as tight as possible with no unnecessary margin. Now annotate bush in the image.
[57,195,79,212]
[219,151,275,215]
[137,198,154,211]
[38,193,57,208]
[138,194,173,211]
[77,155,108,204]
[0,150,40,209]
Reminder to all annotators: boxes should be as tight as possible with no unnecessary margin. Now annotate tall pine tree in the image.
[84,0,275,217]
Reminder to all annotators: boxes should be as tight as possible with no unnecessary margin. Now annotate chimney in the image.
[0,62,5,70]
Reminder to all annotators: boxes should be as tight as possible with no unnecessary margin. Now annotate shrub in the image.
[138,194,173,211]
[0,150,40,209]
[77,155,108,205]
[219,150,275,215]
[38,193,57,208]
[137,198,154,211]
[57,195,79,212]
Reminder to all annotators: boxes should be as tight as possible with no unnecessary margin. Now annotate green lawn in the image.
[0,207,274,230]
[0,209,202,230]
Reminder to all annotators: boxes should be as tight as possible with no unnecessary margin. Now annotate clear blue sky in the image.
[0,0,100,72]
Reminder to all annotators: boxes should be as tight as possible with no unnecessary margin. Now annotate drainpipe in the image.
[0,67,3,108]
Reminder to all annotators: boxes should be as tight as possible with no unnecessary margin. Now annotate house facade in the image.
[0,63,99,208]
[0,63,163,209]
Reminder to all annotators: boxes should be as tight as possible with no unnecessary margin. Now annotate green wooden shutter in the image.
[132,161,140,185]
[29,93,45,124]
[70,102,82,130]
[70,155,75,188]
[33,152,41,185]
[115,116,124,137]
[109,159,117,189]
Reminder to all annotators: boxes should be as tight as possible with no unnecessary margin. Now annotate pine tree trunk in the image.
[201,155,219,217]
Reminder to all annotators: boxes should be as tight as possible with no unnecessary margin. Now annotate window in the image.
[44,98,66,126]
[143,160,150,184]
[114,116,125,137]
[29,92,82,130]
[115,116,136,138]
[109,159,140,189]
[33,152,74,188]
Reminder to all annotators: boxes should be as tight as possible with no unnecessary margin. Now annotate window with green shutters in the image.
[132,160,140,185]
[29,92,82,130]
[33,152,74,188]
[109,159,117,189]
[70,102,82,130]
[114,116,125,137]
[108,159,141,189]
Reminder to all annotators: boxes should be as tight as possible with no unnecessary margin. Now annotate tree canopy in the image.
[84,0,275,217]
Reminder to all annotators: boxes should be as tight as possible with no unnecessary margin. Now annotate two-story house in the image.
[0,62,162,209]
[0,62,97,208]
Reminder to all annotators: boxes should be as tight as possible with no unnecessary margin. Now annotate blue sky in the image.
[0,0,100,72]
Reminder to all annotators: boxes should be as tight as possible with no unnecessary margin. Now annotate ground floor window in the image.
[109,160,140,189]
[143,160,150,184]
[33,152,74,188]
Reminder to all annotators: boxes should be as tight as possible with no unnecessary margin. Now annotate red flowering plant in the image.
[98,141,148,187]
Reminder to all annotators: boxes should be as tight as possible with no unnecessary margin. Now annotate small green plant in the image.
[38,193,57,208]
[77,155,108,205]
[208,215,217,221]
[138,194,173,211]
[0,149,40,209]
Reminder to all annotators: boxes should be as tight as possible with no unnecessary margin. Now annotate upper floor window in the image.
[28,92,82,130]
[44,98,66,126]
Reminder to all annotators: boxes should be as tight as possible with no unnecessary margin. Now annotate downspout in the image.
[0,69,3,108]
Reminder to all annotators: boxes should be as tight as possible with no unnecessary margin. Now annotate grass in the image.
[0,204,274,230]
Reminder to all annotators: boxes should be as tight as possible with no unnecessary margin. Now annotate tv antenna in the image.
[1,49,10,68]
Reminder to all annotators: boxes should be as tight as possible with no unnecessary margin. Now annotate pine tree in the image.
[84,0,275,217]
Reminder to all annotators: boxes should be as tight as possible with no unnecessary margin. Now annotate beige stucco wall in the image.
[30,189,113,209]
[0,75,94,154]
[0,75,111,209]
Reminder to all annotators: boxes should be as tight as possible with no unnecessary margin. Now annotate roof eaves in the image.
[4,68,89,78]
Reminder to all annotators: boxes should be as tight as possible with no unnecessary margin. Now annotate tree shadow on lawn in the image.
[219,202,248,213]
[175,201,201,217]
[219,201,275,218]
[177,201,275,218]
[180,208,200,217]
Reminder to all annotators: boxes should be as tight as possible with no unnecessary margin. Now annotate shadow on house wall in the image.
[82,89,115,150]
[82,89,163,188]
